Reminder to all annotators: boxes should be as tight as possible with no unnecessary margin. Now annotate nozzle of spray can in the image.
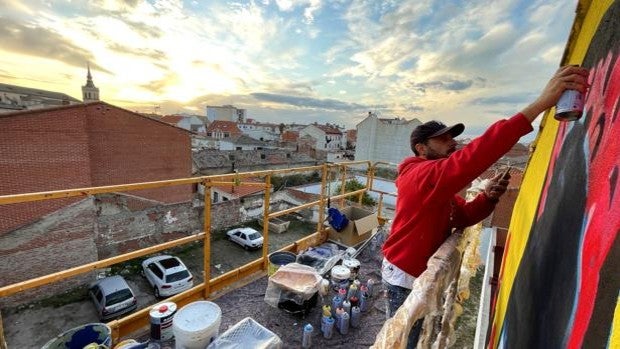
[302,323,313,348]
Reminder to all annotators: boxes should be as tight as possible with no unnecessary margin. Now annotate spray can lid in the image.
[305,323,314,331]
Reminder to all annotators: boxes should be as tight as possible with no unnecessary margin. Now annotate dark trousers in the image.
[385,282,423,349]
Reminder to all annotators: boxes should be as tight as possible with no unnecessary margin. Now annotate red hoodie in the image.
[382,113,533,278]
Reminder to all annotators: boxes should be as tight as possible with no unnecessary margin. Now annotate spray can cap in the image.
[305,323,313,331]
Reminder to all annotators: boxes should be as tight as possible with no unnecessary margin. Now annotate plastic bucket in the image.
[41,323,111,349]
[173,301,222,349]
[268,251,297,276]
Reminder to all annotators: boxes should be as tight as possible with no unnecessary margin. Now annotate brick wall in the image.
[96,200,201,259]
[0,107,92,233]
[0,102,193,235]
[0,198,97,306]
[85,103,192,203]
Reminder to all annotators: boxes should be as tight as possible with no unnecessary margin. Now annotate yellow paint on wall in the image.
[489,0,615,347]
[611,298,620,348]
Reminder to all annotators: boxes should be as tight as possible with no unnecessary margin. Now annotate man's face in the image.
[420,133,457,159]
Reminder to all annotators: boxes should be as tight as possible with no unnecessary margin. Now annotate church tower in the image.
[82,63,100,102]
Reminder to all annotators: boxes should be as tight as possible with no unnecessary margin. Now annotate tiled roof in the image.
[281,130,299,142]
[159,114,185,124]
[0,82,81,103]
[314,124,342,134]
[212,177,267,196]
[207,120,242,135]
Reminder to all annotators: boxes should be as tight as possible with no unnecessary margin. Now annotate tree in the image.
[335,178,376,206]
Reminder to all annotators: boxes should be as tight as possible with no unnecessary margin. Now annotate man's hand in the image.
[521,65,589,122]
[485,172,510,203]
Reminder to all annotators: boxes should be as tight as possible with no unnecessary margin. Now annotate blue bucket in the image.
[41,323,112,349]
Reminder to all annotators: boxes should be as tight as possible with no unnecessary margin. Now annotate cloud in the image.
[0,17,111,74]
[251,92,369,111]
[107,43,166,61]
[409,78,475,93]
[472,93,535,105]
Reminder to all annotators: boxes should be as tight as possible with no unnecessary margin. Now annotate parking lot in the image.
[2,221,313,348]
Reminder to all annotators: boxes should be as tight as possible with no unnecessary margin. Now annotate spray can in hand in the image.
[555,89,584,121]
[302,323,313,348]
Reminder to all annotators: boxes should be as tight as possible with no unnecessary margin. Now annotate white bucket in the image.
[173,301,222,349]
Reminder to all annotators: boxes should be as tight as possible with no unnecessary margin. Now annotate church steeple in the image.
[82,63,100,102]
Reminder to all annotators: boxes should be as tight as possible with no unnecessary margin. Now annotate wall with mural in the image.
[489,0,619,348]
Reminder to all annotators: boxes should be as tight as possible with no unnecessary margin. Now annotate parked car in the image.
[141,255,194,298]
[88,275,137,321]
[226,227,264,250]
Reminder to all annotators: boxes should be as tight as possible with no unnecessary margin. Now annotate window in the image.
[286,153,291,158]
[213,192,219,203]
[207,132,212,137]
[224,132,230,138]
[261,154,266,159]
[149,263,164,279]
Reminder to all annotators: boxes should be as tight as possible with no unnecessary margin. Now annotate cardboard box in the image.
[327,206,379,247]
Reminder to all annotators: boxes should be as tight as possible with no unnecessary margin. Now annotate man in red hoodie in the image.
[381,65,589,348]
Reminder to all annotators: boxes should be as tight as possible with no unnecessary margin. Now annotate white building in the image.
[206,105,246,123]
[237,120,281,141]
[299,124,344,151]
[355,112,421,165]
[220,135,265,151]
[160,114,206,133]
[191,135,219,150]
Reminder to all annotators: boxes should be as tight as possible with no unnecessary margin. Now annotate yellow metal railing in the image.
[0,161,391,344]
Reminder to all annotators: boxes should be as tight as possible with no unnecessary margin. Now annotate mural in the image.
[489,1,619,348]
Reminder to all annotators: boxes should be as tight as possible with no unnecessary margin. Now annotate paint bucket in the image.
[173,301,222,349]
[150,301,177,341]
[330,265,351,290]
[342,258,360,280]
[41,323,111,349]
[268,251,296,276]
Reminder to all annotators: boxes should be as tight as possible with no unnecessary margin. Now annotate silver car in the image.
[141,255,194,298]
[88,275,137,321]
[226,227,264,250]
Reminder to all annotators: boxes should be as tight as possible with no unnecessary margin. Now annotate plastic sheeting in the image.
[207,317,282,349]
[264,263,322,315]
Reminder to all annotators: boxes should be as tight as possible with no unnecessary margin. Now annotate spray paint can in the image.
[321,316,335,339]
[339,311,350,335]
[322,304,332,317]
[335,307,345,330]
[555,89,584,121]
[302,323,313,348]
[350,306,361,328]
[149,301,176,341]
[349,296,359,308]
[342,299,351,315]
[319,278,330,297]
[366,279,375,298]
[331,295,343,317]
[347,283,358,300]
[359,291,369,312]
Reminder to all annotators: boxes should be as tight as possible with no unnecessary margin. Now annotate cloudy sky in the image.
[0,0,578,137]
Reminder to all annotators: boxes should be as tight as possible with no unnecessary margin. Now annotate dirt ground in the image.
[2,219,314,349]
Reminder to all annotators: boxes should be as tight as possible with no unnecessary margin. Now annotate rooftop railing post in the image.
[340,164,347,207]
[203,179,212,298]
[317,164,328,240]
[262,174,272,271]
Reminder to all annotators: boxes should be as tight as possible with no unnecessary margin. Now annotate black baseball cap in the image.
[410,121,464,152]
